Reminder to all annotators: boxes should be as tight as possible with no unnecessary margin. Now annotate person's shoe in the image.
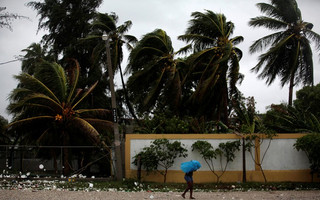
[190,197,195,199]
[181,194,185,199]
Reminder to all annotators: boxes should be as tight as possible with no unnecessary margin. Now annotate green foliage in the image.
[231,96,258,134]
[192,140,240,182]
[28,0,102,56]
[132,138,188,182]
[294,133,320,177]
[127,29,185,114]
[0,115,9,144]
[0,115,8,133]
[249,0,320,106]
[88,12,138,120]
[178,10,243,124]
[294,83,320,119]
[134,113,190,134]
[264,104,320,133]
[189,118,230,133]
[134,112,231,134]
[27,0,110,111]
[7,60,113,175]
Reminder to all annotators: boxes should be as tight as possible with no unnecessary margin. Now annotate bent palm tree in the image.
[7,59,113,175]
[178,10,243,125]
[126,29,186,114]
[249,0,320,105]
[85,12,138,119]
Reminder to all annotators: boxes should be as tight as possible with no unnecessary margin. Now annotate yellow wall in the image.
[125,134,319,183]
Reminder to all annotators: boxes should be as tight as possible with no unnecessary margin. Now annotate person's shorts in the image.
[184,175,193,183]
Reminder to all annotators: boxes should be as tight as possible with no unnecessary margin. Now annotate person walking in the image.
[181,160,201,199]
[181,170,195,199]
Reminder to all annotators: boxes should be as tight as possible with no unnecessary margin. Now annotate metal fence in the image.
[0,145,112,178]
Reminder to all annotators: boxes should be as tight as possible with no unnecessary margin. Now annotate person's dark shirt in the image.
[185,171,193,177]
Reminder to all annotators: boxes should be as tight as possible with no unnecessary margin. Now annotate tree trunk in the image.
[288,73,294,106]
[222,78,229,127]
[118,63,140,125]
[163,169,168,183]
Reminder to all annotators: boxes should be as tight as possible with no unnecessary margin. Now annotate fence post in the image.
[242,137,246,183]
[60,146,63,176]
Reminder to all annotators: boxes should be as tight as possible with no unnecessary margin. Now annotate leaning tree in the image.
[249,0,320,106]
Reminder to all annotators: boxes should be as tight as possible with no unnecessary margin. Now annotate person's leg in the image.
[189,181,195,199]
[181,186,189,198]
[182,181,191,198]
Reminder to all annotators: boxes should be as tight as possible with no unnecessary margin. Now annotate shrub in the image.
[294,133,320,180]
[132,138,188,182]
[192,140,240,182]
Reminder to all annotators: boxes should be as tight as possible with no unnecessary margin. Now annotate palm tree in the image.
[21,43,53,75]
[28,0,109,112]
[85,12,138,119]
[7,59,113,175]
[249,0,320,106]
[178,10,243,125]
[126,29,187,114]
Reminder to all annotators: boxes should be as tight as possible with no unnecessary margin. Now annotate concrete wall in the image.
[125,134,317,183]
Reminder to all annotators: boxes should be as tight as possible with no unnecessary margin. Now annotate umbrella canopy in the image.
[180,160,201,173]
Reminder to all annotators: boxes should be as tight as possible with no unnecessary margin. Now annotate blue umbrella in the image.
[180,160,201,173]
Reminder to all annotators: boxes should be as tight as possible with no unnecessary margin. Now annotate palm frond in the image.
[123,34,138,50]
[36,128,51,144]
[14,73,60,104]
[230,36,244,46]
[72,81,98,110]
[8,102,55,115]
[117,20,132,34]
[305,30,320,52]
[7,116,54,129]
[143,68,166,109]
[91,12,116,32]
[178,33,215,44]
[175,44,193,55]
[249,31,284,53]
[66,59,80,104]
[256,3,279,18]
[76,108,112,119]
[82,118,114,130]
[34,61,67,101]
[249,16,287,30]
[69,117,110,150]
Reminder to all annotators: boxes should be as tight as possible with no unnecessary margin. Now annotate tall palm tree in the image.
[249,0,320,106]
[85,12,138,119]
[126,29,187,114]
[7,59,113,175]
[178,10,243,125]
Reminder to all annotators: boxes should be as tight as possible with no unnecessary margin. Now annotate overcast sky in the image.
[1,0,319,121]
